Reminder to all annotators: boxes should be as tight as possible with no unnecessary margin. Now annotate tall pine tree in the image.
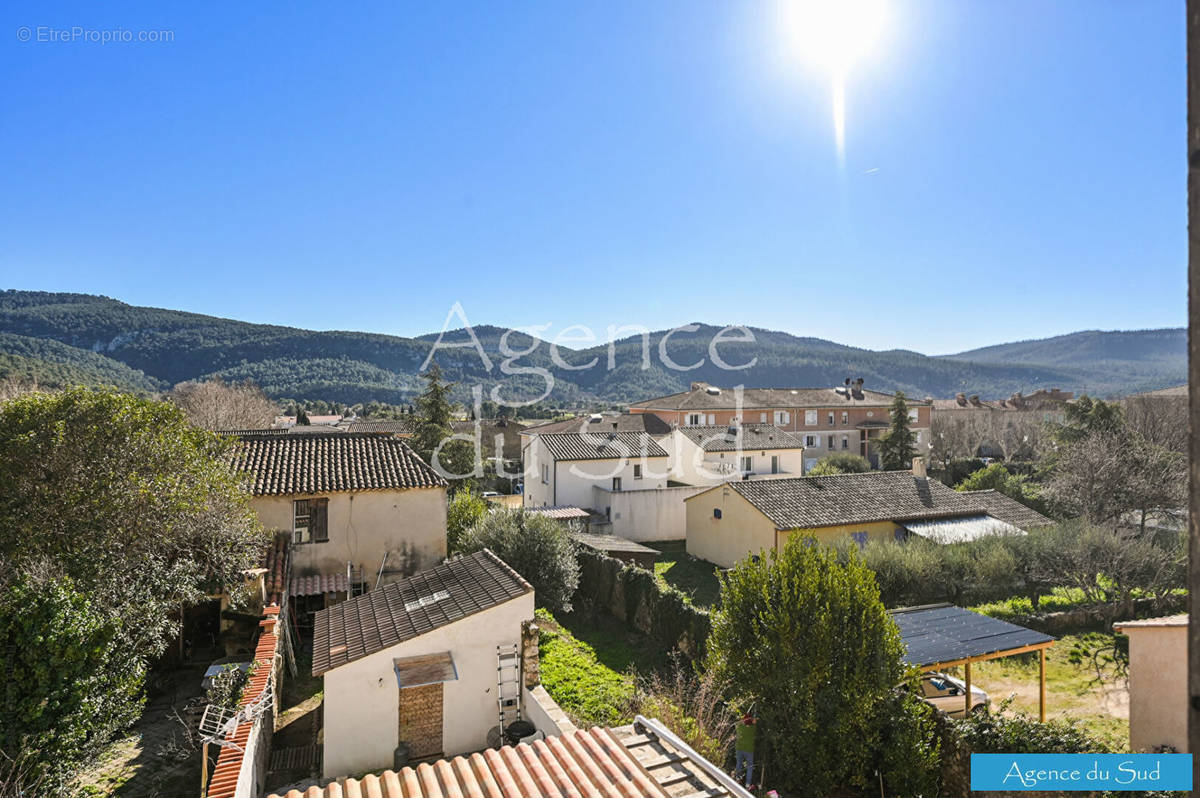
[412,363,474,479]
[878,391,917,471]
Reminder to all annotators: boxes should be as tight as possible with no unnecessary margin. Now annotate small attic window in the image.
[714,508,722,519]
[404,589,451,613]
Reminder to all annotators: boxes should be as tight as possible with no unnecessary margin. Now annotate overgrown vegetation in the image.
[648,542,722,608]
[446,488,489,554]
[805,451,871,476]
[535,609,636,727]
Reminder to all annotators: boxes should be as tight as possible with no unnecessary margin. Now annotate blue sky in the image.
[0,1,1185,354]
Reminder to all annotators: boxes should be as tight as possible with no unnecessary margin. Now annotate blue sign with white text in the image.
[970,754,1192,791]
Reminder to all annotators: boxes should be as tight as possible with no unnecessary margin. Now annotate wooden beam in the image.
[1039,648,1047,723]
[918,640,1054,672]
[964,660,973,717]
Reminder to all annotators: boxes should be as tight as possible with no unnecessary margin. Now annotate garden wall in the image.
[993,594,1188,635]
[573,548,711,659]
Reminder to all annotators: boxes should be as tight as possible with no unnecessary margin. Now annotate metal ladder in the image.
[496,643,522,738]
[347,562,366,597]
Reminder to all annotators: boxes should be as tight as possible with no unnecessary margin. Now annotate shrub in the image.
[630,655,736,767]
[0,573,144,789]
[459,508,580,613]
[955,697,1107,754]
[956,462,1047,514]
[446,489,488,554]
[707,535,929,795]
[806,452,870,476]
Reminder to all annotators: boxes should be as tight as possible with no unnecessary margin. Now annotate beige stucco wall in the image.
[1118,624,1188,752]
[249,488,447,585]
[321,591,536,779]
[665,431,805,484]
[685,486,777,568]
[592,483,711,542]
[780,519,900,547]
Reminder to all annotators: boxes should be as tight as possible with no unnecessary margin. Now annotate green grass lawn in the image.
[957,631,1129,751]
[536,608,671,728]
[646,541,723,609]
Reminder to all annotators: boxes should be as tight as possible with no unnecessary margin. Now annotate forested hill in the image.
[0,290,1186,404]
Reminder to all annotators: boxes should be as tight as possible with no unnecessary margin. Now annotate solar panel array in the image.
[890,603,1054,667]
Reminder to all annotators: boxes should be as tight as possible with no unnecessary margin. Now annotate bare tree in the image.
[0,375,38,403]
[170,378,277,430]
[1124,394,1188,454]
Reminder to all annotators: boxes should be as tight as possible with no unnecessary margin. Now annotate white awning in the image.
[901,515,1023,544]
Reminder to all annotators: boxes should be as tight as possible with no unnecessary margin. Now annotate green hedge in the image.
[574,549,711,660]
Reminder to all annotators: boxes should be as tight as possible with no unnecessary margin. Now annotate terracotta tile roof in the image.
[527,506,593,520]
[630,384,927,411]
[207,607,281,798]
[227,433,446,496]
[1114,614,1188,629]
[959,489,1052,529]
[312,550,532,676]
[268,720,748,798]
[290,573,349,597]
[537,432,669,462]
[716,471,988,530]
[263,532,290,605]
[342,419,418,434]
[678,423,806,452]
[523,413,673,436]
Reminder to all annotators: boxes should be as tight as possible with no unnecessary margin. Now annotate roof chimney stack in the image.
[911,456,926,479]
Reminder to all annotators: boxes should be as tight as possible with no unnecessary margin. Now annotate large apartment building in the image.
[628,379,931,471]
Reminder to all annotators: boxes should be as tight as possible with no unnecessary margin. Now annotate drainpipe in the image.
[635,715,755,798]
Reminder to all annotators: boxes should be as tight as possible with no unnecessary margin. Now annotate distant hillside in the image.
[0,331,162,393]
[944,329,1185,396]
[0,290,1186,404]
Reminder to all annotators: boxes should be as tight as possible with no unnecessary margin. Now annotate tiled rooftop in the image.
[960,489,1052,529]
[227,433,446,496]
[678,423,806,452]
[720,471,995,530]
[523,413,673,436]
[312,550,532,675]
[630,383,928,411]
[538,431,669,462]
[267,720,744,798]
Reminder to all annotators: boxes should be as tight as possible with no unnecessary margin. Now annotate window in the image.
[804,410,817,425]
[894,528,908,543]
[612,477,622,492]
[760,412,767,423]
[541,463,549,484]
[714,508,722,519]
[633,464,643,480]
[687,413,703,426]
[827,435,835,448]
[841,434,849,450]
[915,430,923,444]
[775,410,791,425]
[827,412,834,425]
[908,409,919,423]
[740,455,752,472]
[771,455,779,474]
[804,434,818,447]
[841,411,848,424]
[708,413,716,425]
[851,532,868,548]
[293,498,328,544]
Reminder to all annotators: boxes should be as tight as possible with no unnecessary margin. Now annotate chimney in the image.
[969,394,981,406]
[955,393,967,407]
[690,381,708,391]
[911,456,926,479]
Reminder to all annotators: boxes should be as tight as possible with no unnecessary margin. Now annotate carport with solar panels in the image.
[890,603,1056,720]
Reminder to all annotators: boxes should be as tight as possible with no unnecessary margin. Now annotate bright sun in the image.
[779,0,888,160]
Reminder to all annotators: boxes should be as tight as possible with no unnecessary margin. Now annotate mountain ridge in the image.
[0,290,1185,404]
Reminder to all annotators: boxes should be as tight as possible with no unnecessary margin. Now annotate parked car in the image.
[919,672,989,717]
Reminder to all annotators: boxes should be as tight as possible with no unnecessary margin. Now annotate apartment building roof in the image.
[630,382,928,411]
[312,549,532,675]
[703,471,1009,531]
[268,719,746,798]
[227,432,446,495]
[523,412,673,436]
[537,431,669,462]
[678,423,806,452]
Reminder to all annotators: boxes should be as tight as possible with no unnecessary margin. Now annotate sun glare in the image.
[779,0,888,162]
